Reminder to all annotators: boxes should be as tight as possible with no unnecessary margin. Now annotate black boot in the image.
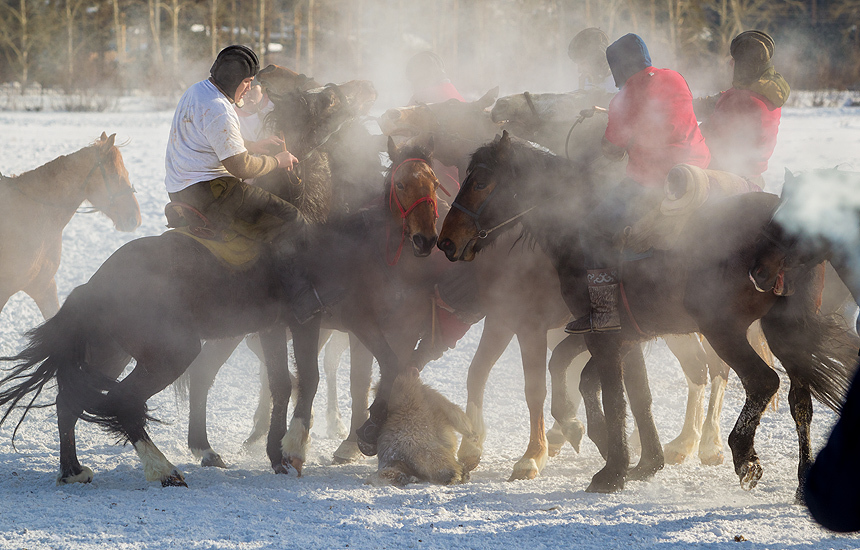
[278,259,326,325]
[565,268,621,334]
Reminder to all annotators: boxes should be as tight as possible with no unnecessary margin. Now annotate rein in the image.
[386,157,438,266]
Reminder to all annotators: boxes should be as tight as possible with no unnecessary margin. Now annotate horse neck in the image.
[516,154,594,259]
[14,145,98,218]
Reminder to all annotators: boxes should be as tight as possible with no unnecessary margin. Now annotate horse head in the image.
[749,169,844,295]
[267,80,377,157]
[85,132,141,232]
[257,64,320,96]
[438,130,544,262]
[384,136,439,259]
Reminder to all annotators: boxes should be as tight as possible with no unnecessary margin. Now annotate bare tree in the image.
[0,0,33,84]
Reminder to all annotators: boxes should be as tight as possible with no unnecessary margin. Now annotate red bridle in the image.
[386,157,438,266]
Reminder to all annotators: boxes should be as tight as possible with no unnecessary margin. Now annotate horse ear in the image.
[477,86,499,109]
[101,133,116,152]
[783,168,795,190]
[387,135,398,163]
[425,134,435,156]
[500,129,511,148]
[100,131,108,141]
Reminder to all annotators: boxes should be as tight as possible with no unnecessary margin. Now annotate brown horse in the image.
[438,132,858,498]
[0,132,140,318]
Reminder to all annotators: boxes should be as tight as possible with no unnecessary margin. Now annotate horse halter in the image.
[78,154,137,215]
[451,163,536,245]
[386,157,438,266]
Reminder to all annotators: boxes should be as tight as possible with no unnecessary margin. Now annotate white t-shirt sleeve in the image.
[203,109,247,161]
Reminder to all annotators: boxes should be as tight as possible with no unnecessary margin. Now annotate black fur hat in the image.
[210,45,260,100]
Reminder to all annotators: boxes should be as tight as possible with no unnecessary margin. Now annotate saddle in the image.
[164,201,262,268]
[623,164,762,254]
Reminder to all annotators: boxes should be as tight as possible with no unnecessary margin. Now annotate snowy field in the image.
[0,104,859,549]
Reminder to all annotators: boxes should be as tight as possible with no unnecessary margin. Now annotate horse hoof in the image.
[738,461,763,490]
[332,440,363,464]
[586,467,625,493]
[560,419,585,454]
[546,427,567,457]
[56,466,94,485]
[200,451,228,469]
[628,459,664,482]
[356,416,382,456]
[509,462,539,481]
[287,456,304,477]
[161,470,187,487]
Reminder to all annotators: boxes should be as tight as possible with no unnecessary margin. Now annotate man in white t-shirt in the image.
[164,44,328,324]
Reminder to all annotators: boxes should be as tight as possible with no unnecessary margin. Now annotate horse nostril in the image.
[386,110,400,121]
[438,238,454,253]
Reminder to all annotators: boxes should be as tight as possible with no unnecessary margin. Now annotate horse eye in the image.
[474,180,488,191]
[396,182,405,190]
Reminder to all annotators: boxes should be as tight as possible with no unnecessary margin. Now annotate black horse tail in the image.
[0,286,120,443]
[760,266,860,413]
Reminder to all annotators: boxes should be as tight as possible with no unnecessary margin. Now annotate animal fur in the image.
[367,371,474,487]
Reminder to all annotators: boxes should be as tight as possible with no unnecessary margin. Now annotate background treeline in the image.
[0,0,856,102]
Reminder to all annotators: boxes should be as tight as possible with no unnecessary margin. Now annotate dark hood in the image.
[606,33,652,88]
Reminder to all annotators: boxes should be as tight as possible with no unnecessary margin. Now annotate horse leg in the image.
[241,332,272,447]
[623,343,664,481]
[279,318,321,476]
[323,330,350,439]
[509,329,549,481]
[579,356,608,459]
[256,325,294,475]
[333,333,372,464]
[56,401,92,485]
[789,381,814,504]
[107,345,199,486]
[353,323,404,456]
[700,338,728,465]
[547,333,588,455]
[662,333,708,464]
[584,333,629,493]
[457,316,514,472]
[187,336,243,467]
[701,326,779,490]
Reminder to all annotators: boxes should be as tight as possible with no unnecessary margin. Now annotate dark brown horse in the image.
[0,132,140,318]
[438,132,858,498]
[0,82,372,487]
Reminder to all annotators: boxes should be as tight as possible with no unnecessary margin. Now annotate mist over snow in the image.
[0,103,859,549]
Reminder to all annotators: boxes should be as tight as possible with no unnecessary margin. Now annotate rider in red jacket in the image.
[696,30,790,187]
[566,33,710,334]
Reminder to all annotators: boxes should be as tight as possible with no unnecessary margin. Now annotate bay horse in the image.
[0,82,372,487]
[185,138,443,472]
[0,132,140,318]
[438,132,859,498]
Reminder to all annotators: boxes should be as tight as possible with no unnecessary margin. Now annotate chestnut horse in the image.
[438,132,858,498]
[0,132,140,318]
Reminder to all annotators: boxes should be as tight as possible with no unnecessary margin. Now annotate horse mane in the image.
[7,141,102,187]
[467,135,595,251]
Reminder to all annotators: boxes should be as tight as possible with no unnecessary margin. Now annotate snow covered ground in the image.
[0,105,859,549]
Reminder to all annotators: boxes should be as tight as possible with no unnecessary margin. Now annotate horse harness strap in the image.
[386,157,438,266]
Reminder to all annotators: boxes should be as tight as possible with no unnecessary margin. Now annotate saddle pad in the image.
[168,227,263,270]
